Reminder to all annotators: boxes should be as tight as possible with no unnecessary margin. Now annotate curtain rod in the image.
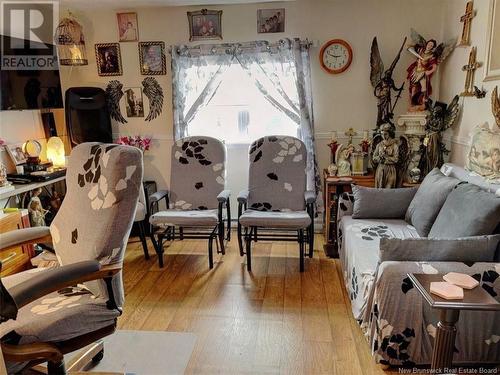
[169,38,312,55]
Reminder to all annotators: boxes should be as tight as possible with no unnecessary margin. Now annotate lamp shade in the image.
[55,13,88,66]
[47,136,66,168]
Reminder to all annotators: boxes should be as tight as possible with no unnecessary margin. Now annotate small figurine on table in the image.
[28,187,48,227]
[336,144,355,177]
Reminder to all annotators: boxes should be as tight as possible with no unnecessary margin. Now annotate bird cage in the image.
[55,13,88,66]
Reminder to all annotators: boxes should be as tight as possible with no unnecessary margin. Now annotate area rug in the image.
[82,330,196,374]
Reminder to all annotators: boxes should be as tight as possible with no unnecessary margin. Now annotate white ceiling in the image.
[61,0,293,8]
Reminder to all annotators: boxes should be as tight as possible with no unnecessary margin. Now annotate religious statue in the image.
[492,86,500,128]
[372,124,406,188]
[370,37,406,130]
[406,29,456,111]
[327,131,339,163]
[28,188,48,227]
[422,95,460,175]
[336,144,355,177]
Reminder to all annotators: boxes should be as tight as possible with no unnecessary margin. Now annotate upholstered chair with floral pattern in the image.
[149,136,230,269]
[237,136,315,272]
[0,143,143,374]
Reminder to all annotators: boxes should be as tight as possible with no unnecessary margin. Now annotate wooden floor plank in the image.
[121,232,394,374]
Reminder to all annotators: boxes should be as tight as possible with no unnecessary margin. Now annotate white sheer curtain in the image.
[171,39,321,209]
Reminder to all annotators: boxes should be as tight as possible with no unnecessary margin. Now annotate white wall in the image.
[1,0,447,190]
[440,0,500,166]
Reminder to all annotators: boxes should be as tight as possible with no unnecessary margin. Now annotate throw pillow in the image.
[352,185,417,219]
[429,183,500,238]
[405,168,460,237]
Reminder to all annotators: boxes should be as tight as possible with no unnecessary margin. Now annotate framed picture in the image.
[6,143,28,165]
[124,87,144,118]
[485,0,500,81]
[257,9,285,33]
[139,41,166,75]
[187,9,223,41]
[95,43,123,76]
[117,12,139,42]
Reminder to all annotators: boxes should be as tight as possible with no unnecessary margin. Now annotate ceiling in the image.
[61,0,293,7]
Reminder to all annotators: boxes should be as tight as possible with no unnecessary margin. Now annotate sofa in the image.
[337,163,500,367]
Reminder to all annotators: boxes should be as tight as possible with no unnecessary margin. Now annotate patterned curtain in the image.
[170,39,321,209]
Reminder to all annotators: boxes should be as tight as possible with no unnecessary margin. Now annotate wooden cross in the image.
[460,46,481,97]
[459,1,475,46]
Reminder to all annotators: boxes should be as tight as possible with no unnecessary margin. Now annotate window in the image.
[186,63,299,144]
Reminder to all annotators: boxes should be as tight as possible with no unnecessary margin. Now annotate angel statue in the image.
[422,95,460,175]
[371,124,410,188]
[370,37,407,130]
[493,86,500,128]
[407,29,456,111]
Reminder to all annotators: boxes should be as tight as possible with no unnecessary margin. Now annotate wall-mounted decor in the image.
[466,123,500,181]
[105,80,127,124]
[458,1,475,46]
[124,87,144,118]
[139,41,166,75]
[319,39,353,75]
[406,29,456,111]
[142,77,164,122]
[370,36,406,130]
[187,9,222,42]
[55,12,88,66]
[493,86,500,127]
[95,43,123,76]
[484,0,500,81]
[257,8,285,33]
[460,46,482,96]
[117,12,139,42]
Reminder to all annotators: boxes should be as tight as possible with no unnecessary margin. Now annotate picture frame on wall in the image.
[124,87,145,118]
[257,8,285,33]
[187,9,223,42]
[117,12,139,42]
[485,0,500,81]
[95,43,123,76]
[139,41,166,75]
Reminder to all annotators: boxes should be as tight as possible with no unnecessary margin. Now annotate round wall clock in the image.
[320,39,353,74]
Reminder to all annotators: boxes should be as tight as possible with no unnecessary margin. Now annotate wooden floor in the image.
[120,232,395,374]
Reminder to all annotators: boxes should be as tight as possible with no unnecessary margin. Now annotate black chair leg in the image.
[309,224,314,259]
[299,229,305,272]
[246,229,252,271]
[47,360,66,375]
[208,235,214,269]
[156,233,165,268]
[237,223,244,256]
[219,221,225,255]
[138,221,150,260]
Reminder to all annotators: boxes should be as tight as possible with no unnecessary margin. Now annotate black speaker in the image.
[65,87,113,145]
[41,111,57,138]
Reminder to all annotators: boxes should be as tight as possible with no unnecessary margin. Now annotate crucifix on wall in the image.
[459,1,475,46]
[460,46,481,97]
[345,128,357,145]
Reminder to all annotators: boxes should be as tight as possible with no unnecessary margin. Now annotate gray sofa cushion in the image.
[352,185,417,219]
[379,234,500,263]
[405,168,460,237]
[429,183,500,238]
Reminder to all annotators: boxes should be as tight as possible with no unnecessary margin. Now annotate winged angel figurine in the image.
[407,29,456,111]
[370,37,406,130]
[422,95,460,174]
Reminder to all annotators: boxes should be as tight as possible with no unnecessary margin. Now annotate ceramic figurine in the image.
[28,188,48,227]
[327,163,338,176]
[409,167,421,183]
[406,29,456,111]
[336,144,355,177]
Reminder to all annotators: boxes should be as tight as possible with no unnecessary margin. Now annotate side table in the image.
[408,273,500,372]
